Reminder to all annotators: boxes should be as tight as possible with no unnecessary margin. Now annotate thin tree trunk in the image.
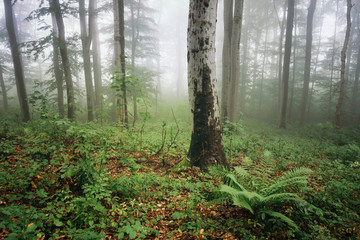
[79,0,95,121]
[299,0,317,126]
[228,0,244,122]
[50,11,64,119]
[335,0,352,129]
[0,64,8,112]
[351,38,360,123]
[52,0,75,120]
[288,8,297,123]
[274,0,287,115]
[187,0,228,171]
[4,0,30,122]
[328,0,339,120]
[92,0,103,119]
[307,4,324,121]
[279,0,295,129]
[259,9,269,113]
[119,0,128,126]
[220,0,233,122]
[239,9,248,114]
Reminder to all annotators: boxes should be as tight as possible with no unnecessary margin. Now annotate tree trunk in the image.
[187,0,228,171]
[4,0,30,122]
[220,0,233,122]
[130,0,140,123]
[52,0,75,120]
[50,10,64,119]
[288,7,297,123]
[299,0,316,126]
[92,0,103,119]
[228,0,244,123]
[335,0,352,129]
[0,63,8,112]
[328,1,339,120]
[279,0,294,129]
[259,9,269,113]
[351,38,360,123]
[118,0,128,125]
[275,0,287,115]
[79,0,95,121]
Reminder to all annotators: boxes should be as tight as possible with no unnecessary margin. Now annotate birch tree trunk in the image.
[52,0,75,120]
[79,0,95,121]
[187,0,228,171]
[335,0,352,129]
[4,0,30,122]
[0,63,8,112]
[299,0,316,127]
[50,8,64,119]
[279,0,295,129]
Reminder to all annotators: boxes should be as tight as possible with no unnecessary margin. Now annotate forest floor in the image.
[0,113,360,239]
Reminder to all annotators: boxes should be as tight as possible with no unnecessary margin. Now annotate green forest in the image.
[0,0,359,239]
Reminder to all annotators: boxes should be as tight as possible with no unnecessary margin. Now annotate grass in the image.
[0,111,359,239]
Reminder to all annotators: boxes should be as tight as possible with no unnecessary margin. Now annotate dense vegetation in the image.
[1,105,359,239]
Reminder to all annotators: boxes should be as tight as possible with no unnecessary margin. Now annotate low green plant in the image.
[210,151,313,229]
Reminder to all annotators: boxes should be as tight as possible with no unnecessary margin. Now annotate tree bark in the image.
[118,0,128,126]
[92,0,103,119]
[335,0,352,129]
[79,0,95,121]
[351,38,360,123]
[4,0,30,122]
[299,0,316,126]
[220,0,233,122]
[187,0,228,171]
[228,0,244,122]
[52,0,75,120]
[0,63,8,112]
[50,9,64,119]
[279,0,294,129]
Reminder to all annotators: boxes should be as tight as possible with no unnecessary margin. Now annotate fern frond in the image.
[260,209,299,229]
[261,192,300,205]
[261,176,310,195]
[224,173,247,191]
[281,167,313,181]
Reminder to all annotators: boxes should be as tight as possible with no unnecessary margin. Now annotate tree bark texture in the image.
[228,0,244,122]
[52,0,75,120]
[335,0,352,129]
[0,63,8,112]
[187,0,229,171]
[118,0,128,125]
[50,10,64,119]
[351,37,360,123]
[79,0,95,121]
[4,0,30,122]
[299,0,316,127]
[92,0,103,118]
[220,0,233,122]
[279,0,294,129]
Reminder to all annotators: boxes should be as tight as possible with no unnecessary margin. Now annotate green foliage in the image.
[210,153,313,230]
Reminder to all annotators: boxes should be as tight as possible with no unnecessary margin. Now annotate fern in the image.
[211,150,314,230]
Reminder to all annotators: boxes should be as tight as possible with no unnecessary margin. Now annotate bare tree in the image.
[335,0,352,129]
[51,0,75,120]
[3,0,30,121]
[187,0,229,171]
[92,0,103,118]
[79,0,95,121]
[0,63,8,112]
[50,9,64,118]
[299,0,317,127]
[279,0,295,129]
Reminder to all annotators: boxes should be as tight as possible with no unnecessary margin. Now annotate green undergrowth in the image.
[0,114,359,239]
